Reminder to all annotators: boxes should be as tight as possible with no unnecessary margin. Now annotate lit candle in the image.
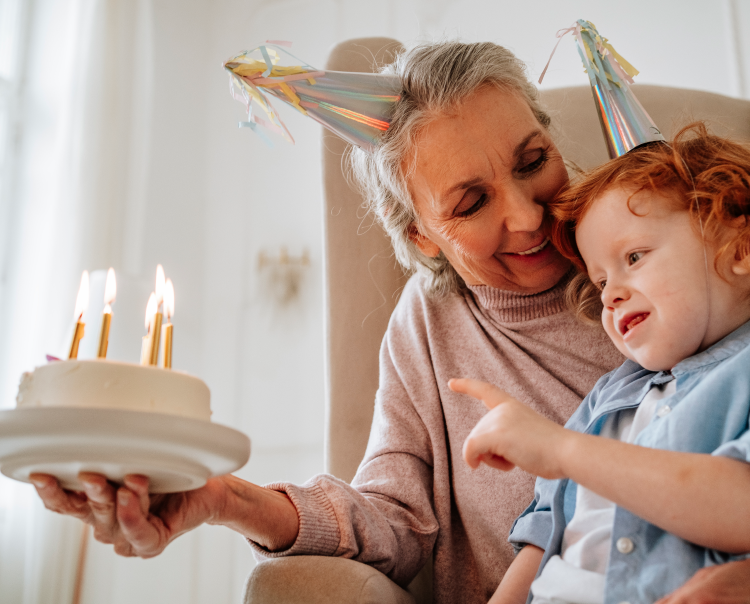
[148,265,165,366]
[97,268,116,358]
[141,293,156,365]
[68,271,89,359]
[161,279,174,369]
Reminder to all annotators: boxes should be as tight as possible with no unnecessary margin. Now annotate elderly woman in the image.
[33,42,750,603]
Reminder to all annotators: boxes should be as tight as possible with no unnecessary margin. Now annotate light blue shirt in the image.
[509,319,750,604]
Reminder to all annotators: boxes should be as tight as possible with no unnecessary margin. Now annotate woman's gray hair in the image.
[349,41,551,296]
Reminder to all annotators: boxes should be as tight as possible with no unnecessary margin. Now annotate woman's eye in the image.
[598,279,607,291]
[455,191,488,217]
[628,251,644,265]
[517,149,548,175]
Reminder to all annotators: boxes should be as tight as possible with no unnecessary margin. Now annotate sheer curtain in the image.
[0,0,154,602]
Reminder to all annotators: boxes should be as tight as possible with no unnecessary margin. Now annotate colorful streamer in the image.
[224,44,401,150]
[540,19,665,159]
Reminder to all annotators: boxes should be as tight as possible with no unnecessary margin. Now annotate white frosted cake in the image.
[16,360,211,421]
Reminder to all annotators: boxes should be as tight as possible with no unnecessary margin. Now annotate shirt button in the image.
[616,537,634,554]
[657,405,672,417]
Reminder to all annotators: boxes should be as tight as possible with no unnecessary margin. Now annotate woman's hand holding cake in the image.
[29,473,220,558]
[30,473,299,557]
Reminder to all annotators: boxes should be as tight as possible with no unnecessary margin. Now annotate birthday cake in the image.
[16,360,211,422]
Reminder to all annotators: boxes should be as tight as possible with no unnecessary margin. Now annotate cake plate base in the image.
[0,408,251,493]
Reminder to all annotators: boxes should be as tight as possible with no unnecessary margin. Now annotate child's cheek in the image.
[602,314,634,361]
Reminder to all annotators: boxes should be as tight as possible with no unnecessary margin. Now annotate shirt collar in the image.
[671,318,750,376]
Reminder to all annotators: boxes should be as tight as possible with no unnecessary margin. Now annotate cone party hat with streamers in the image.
[224,43,401,151]
[540,20,665,159]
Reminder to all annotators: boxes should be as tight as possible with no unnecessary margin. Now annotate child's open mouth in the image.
[619,312,649,336]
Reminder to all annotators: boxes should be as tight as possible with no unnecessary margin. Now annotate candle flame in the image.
[145,292,157,332]
[104,268,117,308]
[164,279,175,320]
[74,271,90,319]
[155,265,166,305]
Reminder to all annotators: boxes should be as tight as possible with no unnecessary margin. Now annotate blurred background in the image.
[0,0,748,602]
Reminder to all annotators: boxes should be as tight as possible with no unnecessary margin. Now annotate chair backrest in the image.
[541,84,750,169]
[322,40,750,482]
[322,38,407,481]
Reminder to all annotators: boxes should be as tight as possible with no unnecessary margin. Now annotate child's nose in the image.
[602,282,630,308]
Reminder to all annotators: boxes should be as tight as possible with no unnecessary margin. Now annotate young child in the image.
[449,123,750,604]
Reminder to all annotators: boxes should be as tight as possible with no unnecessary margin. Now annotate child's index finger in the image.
[448,378,508,409]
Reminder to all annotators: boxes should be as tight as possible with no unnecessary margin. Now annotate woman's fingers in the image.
[31,471,179,559]
[80,472,119,542]
[30,473,91,520]
[116,486,168,558]
[654,560,750,604]
[80,473,169,558]
[449,378,513,409]
[123,474,151,517]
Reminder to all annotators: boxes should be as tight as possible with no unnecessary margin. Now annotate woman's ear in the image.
[732,247,750,275]
[730,216,750,275]
[408,223,441,258]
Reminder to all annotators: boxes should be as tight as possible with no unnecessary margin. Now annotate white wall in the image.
[75,1,750,603]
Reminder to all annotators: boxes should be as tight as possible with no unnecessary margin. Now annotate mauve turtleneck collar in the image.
[466,270,574,323]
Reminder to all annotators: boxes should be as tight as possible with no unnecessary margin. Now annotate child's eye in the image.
[628,251,644,265]
[598,279,607,291]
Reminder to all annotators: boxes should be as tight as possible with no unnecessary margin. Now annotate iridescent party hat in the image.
[539,20,665,158]
[224,43,401,151]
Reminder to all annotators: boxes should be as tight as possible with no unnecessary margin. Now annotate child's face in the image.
[576,186,750,371]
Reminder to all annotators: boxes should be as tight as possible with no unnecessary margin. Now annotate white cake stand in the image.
[0,408,251,493]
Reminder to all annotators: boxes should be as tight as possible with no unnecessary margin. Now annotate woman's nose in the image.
[499,183,544,233]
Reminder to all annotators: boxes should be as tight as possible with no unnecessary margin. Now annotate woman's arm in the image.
[489,545,544,604]
[32,288,443,581]
[655,558,750,604]
[33,392,438,576]
[453,378,750,553]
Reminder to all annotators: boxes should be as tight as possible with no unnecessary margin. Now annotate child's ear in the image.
[408,223,441,258]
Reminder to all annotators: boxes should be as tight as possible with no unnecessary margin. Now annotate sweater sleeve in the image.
[248,279,440,587]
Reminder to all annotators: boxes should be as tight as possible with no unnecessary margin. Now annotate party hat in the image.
[540,20,665,158]
[224,43,401,151]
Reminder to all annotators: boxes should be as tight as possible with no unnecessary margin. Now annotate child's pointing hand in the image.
[449,378,571,480]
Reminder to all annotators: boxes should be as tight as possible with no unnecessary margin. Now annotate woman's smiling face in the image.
[406,86,572,293]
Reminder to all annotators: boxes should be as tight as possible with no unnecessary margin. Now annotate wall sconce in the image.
[257,247,310,306]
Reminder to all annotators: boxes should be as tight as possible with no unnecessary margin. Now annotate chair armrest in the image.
[243,556,416,604]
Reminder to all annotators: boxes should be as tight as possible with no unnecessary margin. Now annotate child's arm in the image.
[489,545,544,604]
[451,378,750,554]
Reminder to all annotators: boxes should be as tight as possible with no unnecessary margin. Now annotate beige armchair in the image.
[243,38,750,604]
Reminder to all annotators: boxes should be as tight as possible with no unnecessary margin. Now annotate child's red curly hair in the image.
[550,122,750,323]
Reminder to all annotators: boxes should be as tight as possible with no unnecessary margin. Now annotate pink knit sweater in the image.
[254,273,623,603]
